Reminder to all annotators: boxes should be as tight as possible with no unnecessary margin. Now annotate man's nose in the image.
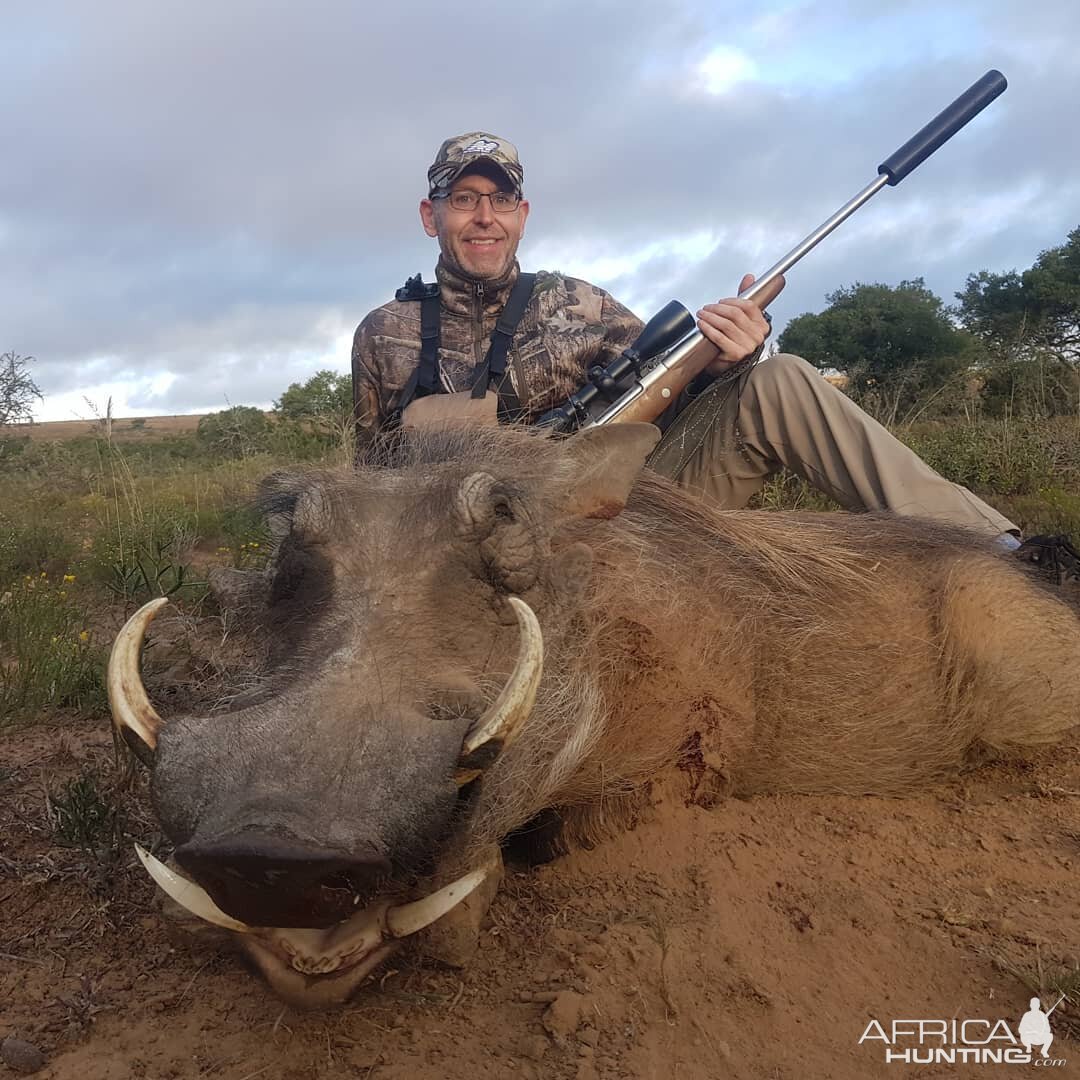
[471,196,496,225]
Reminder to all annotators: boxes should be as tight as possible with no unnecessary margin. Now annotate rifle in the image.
[536,70,1008,434]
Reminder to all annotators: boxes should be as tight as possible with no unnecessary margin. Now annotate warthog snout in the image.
[175,832,392,929]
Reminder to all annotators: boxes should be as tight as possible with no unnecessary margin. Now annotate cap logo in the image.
[461,137,500,155]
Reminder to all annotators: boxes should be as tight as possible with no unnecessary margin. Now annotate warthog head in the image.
[109,423,662,1006]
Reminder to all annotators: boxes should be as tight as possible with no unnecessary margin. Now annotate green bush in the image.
[0,508,79,584]
[85,503,206,602]
[196,406,273,459]
[49,769,125,862]
[901,421,1059,497]
[976,353,1080,419]
[0,574,105,723]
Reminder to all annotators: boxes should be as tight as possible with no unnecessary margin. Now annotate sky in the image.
[3,0,1078,422]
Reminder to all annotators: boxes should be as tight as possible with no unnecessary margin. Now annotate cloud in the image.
[2,0,1077,420]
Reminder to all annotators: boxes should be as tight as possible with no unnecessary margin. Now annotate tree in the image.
[275,370,353,432]
[956,226,1080,362]
[196,406,272,459]
[0,351,43,426]
[777,279,974,421]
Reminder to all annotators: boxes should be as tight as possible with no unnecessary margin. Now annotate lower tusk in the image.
[459,597,543,775]
[385,868,490,939]
[108,598,169,757]
[135,844,251,934]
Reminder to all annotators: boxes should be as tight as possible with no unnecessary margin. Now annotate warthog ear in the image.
[456,472,538,593]
[562,422,661,520]
[258,471,332,541]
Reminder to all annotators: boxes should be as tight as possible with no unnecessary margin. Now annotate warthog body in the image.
[114,423,1080,1006]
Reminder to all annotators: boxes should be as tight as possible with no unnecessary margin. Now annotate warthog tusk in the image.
[457,597,543,784]
[108,597,169,757]
[137,843,492,976]
[135,844,251,933]
[385,868,489,938]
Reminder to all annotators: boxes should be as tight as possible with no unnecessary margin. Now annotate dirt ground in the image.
[2,700,1077,1080]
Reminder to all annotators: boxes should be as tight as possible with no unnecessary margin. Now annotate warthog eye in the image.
[267,537,333,625]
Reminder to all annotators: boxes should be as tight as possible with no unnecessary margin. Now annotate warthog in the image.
[110,423,1080,1008]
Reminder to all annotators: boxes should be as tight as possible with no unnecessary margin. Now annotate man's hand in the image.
[698,273,786,377]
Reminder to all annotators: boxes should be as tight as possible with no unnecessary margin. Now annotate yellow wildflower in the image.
[63,574,76,584]
[79,630,90,642]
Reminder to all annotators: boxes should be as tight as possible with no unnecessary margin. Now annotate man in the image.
[351,131,1049,553]
[1018,997,1054,1059]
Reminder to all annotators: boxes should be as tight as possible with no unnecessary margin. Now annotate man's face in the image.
[419,167,530,281]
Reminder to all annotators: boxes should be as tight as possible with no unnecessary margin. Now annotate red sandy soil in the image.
[2,696,1077,1080]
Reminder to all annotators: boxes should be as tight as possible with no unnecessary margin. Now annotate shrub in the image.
[196,406,273,459]
[0,574,105,723]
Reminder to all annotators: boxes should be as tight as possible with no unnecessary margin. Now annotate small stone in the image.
[520,1035,550,1062]
[1,1038,47,1074]
[542,991,586,1043]
[579,1027,600,1048]
[575,960,603,985]
[579,942,607,966]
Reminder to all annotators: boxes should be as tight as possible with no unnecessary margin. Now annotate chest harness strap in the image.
[395,272,536,423]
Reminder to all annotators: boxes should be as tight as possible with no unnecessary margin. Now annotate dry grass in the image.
[7,414,211,442]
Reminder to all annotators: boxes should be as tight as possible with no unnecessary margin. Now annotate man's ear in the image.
[420,198,438,238]
[518,198,530,237]
[562,422,661,520]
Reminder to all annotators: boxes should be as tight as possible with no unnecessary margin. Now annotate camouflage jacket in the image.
[351,258,644,442]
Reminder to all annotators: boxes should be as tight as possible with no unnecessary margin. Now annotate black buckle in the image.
[395,274,440,302]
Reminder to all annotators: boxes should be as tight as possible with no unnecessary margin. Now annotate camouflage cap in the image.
[427,132,524,196]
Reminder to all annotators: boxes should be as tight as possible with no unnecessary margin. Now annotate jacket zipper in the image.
[473,282,486,372]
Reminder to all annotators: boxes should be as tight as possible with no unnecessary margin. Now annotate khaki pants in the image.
[647,353,1017,537]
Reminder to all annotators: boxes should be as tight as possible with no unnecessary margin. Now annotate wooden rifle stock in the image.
[576,273,786,429]
[597,334,720,425]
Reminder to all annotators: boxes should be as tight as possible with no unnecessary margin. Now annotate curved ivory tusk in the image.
[108,597,169,754]
[460,597,543,770]
[135,844,251,933]
[385,868,490,939]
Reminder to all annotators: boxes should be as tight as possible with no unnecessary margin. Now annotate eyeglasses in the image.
[432,190,522,213]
